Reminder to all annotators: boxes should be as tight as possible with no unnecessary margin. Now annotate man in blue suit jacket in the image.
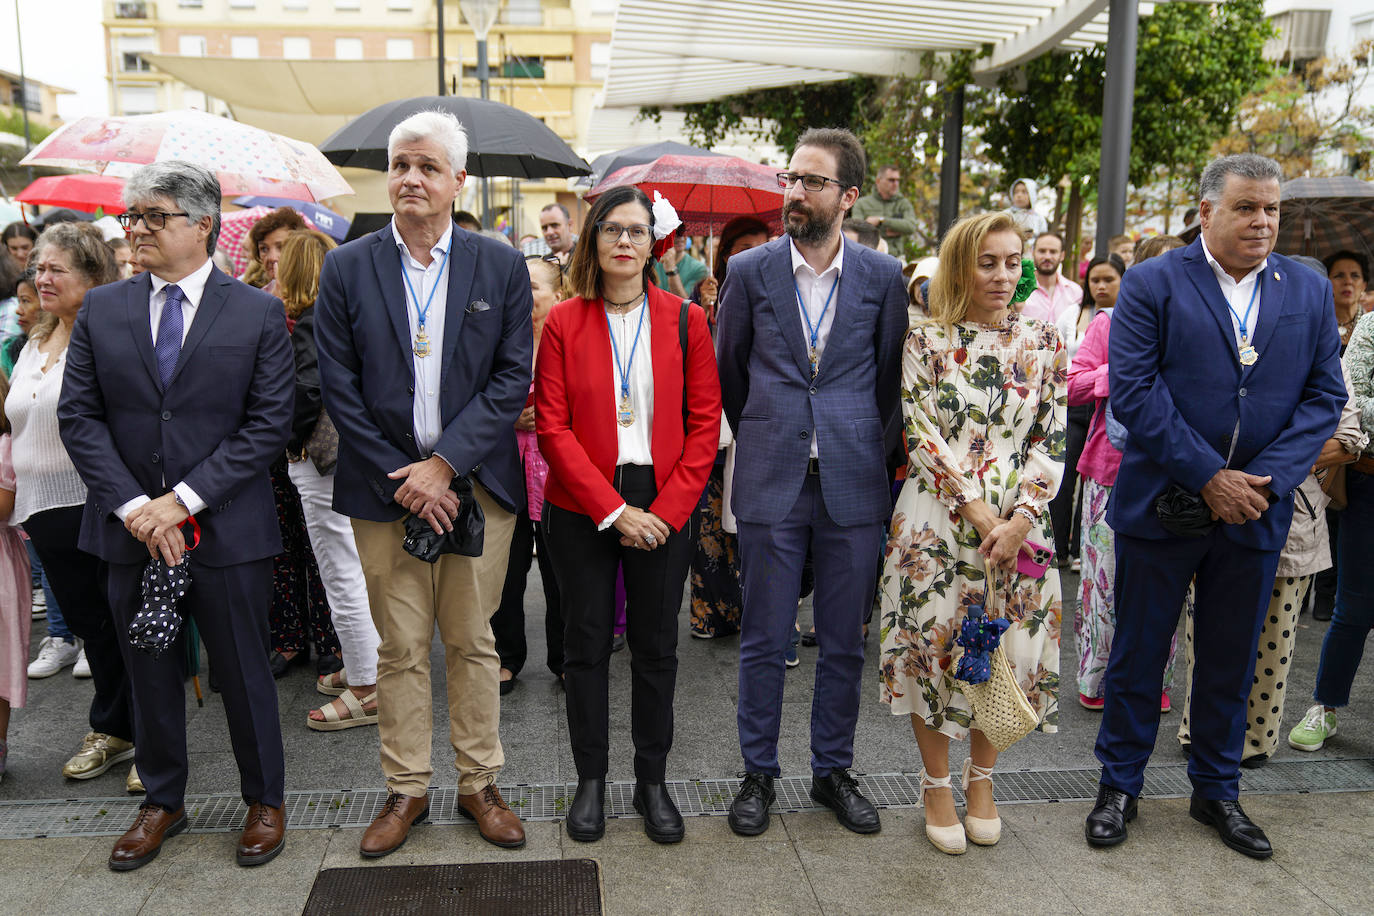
[313,110,532,857]
[1087,154,1345,858]
[58,162,295,870]
[717,128,907,837]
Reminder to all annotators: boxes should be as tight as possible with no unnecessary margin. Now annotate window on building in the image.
[114,1,149,18]
[117,35,156,72]
[590,41,611,82]
[334,0,361,10]
[283,0,308,8]
[7,81,40,113]
[385,39,414,60]
[230,35,260,58]
[501,0,542,25]
[178,35,207,57]
[282,36,312,59]
[502,56,544,78]
[118,85,158,114]
[335,37,364,59]
[228,0,255,7]
[178,0,204,8]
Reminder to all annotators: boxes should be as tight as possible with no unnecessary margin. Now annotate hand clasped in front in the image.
[390,455,461,535]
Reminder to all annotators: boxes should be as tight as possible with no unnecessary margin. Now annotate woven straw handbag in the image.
[958,562,1040,753]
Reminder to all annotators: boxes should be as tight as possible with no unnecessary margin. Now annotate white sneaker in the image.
[30,587,45,619]
[28,636,79,678]
[72,648,92,679]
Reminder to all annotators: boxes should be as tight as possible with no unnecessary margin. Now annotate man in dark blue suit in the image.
[716,128,907,837]
[1087,154,1345,858]
[58,162,295,870]
[314,110,532,856]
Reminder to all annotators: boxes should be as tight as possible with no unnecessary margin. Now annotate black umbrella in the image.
[577,140,727,188]
[319,96,590,179]
[128,555,193,659]
[1277,177,1374,262]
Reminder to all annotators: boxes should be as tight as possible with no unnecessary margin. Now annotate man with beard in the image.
[716,127,907,838]
[1021,231,1082,323]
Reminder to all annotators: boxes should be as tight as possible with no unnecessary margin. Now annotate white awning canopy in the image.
[601,0,1156,108]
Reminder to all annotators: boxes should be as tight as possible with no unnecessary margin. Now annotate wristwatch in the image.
[664,268,679,276]
[173,491,188,510]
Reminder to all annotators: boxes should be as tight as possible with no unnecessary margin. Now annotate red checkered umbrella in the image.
[586,154,783,236]
[217,206,321,278]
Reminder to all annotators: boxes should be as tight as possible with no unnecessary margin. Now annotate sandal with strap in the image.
[317,669,349,697]
[961,757,1001,846]
[917,769,966,855]
[307,690,378,731]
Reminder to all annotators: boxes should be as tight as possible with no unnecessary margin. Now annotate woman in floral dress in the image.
[879,211,1066,855]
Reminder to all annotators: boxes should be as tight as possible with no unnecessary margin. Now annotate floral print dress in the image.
[879,313,1067,739]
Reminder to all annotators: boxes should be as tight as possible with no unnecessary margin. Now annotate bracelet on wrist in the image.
[1013,507,1037,526]
[664,268,679,276]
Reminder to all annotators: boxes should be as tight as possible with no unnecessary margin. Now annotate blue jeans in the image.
[1314,467,1374,708]
[25,539,70,641]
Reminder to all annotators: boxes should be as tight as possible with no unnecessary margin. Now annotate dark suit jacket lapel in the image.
[817,240,868,381]
[441,224,477,380]
[167,266,229,388]
[126,272,159,388]
[370,227,415,363]
[1180,242,1243,369]
[1242,263,1287,381]
[764,240,814,379]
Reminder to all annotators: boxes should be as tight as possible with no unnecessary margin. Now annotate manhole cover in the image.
[302,859,601,916]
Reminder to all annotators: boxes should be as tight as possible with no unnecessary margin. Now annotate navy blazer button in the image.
[1239,387,1247,397]
[161,410,172,420]
[800,430,809,439]
[151,453,161,464]
[809,387,817,395]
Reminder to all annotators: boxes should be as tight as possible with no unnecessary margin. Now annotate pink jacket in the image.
[1066,310,1121,486]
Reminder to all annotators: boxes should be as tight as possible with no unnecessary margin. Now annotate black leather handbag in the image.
[401,475,485,562]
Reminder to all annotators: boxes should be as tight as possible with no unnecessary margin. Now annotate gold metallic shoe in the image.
[126,764,145,795]
[62,732,135,780]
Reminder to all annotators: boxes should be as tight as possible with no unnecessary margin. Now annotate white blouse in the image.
[606,300,655,468]
[1057,304,1097,369]
[5,340,88,525]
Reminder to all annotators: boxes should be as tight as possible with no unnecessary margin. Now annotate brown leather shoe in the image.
[108,803,187,871]
[237,803,286,866]
[457,785,526,848]
[360,792,430,859]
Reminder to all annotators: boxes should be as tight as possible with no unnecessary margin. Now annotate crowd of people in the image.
[0,109,1368,873]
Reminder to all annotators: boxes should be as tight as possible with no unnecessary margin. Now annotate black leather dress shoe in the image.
[633,782,684,844]
[1190,796,1272,859]
[1312,592,1334,622]
[810,770,881,834]
[1239,753,1269,770]
[1085,784,1137,847]
[728,772,775,836]
[565,777,605,842]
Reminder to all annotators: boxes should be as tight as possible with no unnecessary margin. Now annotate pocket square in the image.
[467,299,491,313]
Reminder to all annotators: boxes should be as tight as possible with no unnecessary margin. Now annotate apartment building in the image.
[0,69,73,130]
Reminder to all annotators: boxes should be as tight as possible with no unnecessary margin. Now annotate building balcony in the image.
[111,0,154,19]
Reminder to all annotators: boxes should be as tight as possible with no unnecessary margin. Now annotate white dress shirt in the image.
[791,238,843,459]
[1200,235,1267,348]
[597,297,656,530]
[114,258,215,522]
[392,219,454,464]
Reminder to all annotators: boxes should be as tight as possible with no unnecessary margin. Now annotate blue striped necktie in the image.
[155,283,184,389]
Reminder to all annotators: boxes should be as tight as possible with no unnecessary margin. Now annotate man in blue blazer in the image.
[314,110,532,857]
[716,128,907,837]
[58,162,295,870]
[1087,154,1345,858]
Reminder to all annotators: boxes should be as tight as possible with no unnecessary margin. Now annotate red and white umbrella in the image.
[217,206,324,278]
[20,110,352,203]
[16,174,128,215]
[586,154,783,236]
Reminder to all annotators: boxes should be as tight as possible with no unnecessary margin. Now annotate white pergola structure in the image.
[599,0,1158,250]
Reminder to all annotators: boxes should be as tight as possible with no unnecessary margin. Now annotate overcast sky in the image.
[2,0,110,121]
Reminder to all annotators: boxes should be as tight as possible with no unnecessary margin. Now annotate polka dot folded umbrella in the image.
[127,519,201,660]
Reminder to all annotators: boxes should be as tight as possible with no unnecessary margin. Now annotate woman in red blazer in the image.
[536,185,721,846]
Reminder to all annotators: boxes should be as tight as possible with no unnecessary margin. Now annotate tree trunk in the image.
[1063,179,1085,280]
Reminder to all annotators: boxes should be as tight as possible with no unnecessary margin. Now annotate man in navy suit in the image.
[58,161,295,870]
[314,110,532,856]
[716,127,907,837]
[1086,154,1345,858]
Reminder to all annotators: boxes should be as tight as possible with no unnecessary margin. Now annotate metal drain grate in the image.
[303,860,601,916]
[2,757,1370,839]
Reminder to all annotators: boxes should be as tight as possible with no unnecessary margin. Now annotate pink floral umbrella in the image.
[19,110,352,203]
[217,206,322,278]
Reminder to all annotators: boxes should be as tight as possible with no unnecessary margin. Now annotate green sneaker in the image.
[1288,704,1337,752]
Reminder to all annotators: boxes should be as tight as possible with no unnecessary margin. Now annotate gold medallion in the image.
[617,394,635,427]
[413,327,431,358]
[1239,345,1258,366]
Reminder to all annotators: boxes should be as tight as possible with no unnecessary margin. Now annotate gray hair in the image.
[123,160,222,255]
[386,110,469,177]
[1199,154,1283,203]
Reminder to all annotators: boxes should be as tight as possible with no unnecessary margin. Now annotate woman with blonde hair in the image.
[878,210,1066,855]
[276,229,382,730]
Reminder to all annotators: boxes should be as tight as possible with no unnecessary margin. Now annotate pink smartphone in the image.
[1017,540,1055,579]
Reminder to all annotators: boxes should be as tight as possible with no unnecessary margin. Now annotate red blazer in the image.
[536,284,722,531]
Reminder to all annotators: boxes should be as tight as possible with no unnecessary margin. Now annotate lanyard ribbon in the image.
[794,274,839,368]
[400,236,453,336]
[605,298,647,404]
[1226,276,1261,343]
[179,515,201,552]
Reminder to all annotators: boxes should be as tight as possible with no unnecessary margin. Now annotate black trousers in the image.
[1049,403,1092,560]
[107,556,284,811]
[22,506,134,742]
[544,464,693,782]
[492,511,564,677]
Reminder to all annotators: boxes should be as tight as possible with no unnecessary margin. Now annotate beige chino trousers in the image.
[352,482,516,796]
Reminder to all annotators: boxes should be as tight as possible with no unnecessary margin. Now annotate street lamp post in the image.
[459,0,503,227]
[15,0,35,187]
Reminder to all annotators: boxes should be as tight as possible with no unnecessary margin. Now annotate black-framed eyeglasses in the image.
[776,172,845,193]
[524,253,562,264]
[596,221,652,246]
[117,210,190,231]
